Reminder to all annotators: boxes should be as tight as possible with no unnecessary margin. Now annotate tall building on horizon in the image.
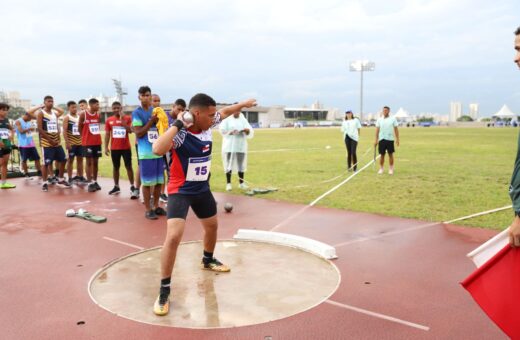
[450,101,462,122]
[0,91,31,110]
[469,103,479,120]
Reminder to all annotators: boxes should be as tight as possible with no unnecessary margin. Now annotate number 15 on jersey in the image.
[186,156,211,181]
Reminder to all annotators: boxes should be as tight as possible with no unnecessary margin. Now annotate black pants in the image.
[344,135,358,170]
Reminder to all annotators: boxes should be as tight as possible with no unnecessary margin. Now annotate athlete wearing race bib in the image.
[151,93,257,316]
[0,102,16,189]
[62,101,86,184]
[132,87,166,220]
[104,101,136,197]
[79,98,103,192]
[15,112,42,178]
[30,96,70,191]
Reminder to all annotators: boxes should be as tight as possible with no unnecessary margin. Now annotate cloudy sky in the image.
[2,0,519,116]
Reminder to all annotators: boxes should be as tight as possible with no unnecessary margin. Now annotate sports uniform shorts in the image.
[68,145,84,159]
[0,147,11,157]
[139,158,165,186]
[378,139,395,155]
[42,146,66,165]
[167,190,217,220]
[84,145,102,158]
[111,149,132,169]
[20,147,40,161]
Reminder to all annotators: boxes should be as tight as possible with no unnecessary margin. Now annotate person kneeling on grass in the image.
[0,102,16,189]
[151,94,257,316]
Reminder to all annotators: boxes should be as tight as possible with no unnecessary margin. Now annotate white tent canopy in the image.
[394,107,410,119]
[493,104,517,118]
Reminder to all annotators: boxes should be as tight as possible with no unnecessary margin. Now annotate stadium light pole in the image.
[349,60,375,122]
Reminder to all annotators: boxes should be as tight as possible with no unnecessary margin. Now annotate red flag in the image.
[461,245,520,338]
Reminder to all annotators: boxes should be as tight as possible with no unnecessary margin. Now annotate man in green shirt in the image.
[0,103,16,189]
[374,106,400,175]
[509,26,520,248]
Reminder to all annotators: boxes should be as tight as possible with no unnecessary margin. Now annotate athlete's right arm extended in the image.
[153,120,183,156]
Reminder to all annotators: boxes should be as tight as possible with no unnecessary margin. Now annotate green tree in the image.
[8,106,25,120]
[457,115,474,122]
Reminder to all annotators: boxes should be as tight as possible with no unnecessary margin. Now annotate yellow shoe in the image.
[201,258,231,272]
[153,295,169,316]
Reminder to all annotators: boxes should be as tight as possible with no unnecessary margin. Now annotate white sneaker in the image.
[389,167,394,175]
[377,168,384,175]
[226,183,232,191]
[239,183,249,190]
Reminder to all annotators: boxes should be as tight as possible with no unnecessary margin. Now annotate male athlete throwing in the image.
[152,93,257,316]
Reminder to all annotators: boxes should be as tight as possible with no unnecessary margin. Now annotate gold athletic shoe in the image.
[153,295,169,316]
[201,258,231,272]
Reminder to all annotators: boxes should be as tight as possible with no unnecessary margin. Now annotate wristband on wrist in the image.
[173,119,184,130]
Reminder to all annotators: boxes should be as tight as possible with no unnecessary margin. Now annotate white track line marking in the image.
[333,222,440,248]
[309,156,380,207]
[443,205,512,224]
[103,237,144,250]
[270,157,380,232]
[325,300,430,331]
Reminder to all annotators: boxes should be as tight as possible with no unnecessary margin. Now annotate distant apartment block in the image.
[450,102,462,122]
[469,103,479,120]
[0,91,32,110]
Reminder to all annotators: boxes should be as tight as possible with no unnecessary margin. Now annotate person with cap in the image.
[341,110,361,171]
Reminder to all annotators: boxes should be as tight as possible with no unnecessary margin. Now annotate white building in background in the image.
[469,103,479,120]
[450,101,463,122]
[0,91,32,110]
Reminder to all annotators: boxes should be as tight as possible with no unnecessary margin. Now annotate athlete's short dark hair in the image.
[189,93,216,109]
[112,101,121,106]
[78,99,87,105]
[0,102,10,110]
[515,27,520,35]
[174,99,186,108]
[138,86,152,95]
[383,106,390,110]
[44,95,53,101]
[88,98,99,105]
[67,101,76,108]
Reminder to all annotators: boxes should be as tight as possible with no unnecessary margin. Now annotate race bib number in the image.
[47,121,58,133]
[89,123,100,135]
[147,129,159,143]
[113,126,126,139]
[186,156,211,181]
[72,124,80,136]
[26,131,32,137]
[0,128,9,139]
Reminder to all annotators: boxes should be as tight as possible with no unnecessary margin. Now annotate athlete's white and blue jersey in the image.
[167,112,221,195]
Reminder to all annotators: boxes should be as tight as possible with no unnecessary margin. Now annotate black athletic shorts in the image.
[378,139,395,155]
[43,146,66,165]
[85,145,102,158]
[167,190,217,220]
[68,145,84,159]
[20,147,39,161]
[111,149,132,169]
[0,147,11,157]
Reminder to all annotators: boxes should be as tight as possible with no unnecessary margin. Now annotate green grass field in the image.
[94,127,517,230]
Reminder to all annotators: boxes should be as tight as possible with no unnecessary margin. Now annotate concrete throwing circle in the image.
[89,240,340,328]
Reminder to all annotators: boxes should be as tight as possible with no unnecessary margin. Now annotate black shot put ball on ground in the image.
[224,203,233,213]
